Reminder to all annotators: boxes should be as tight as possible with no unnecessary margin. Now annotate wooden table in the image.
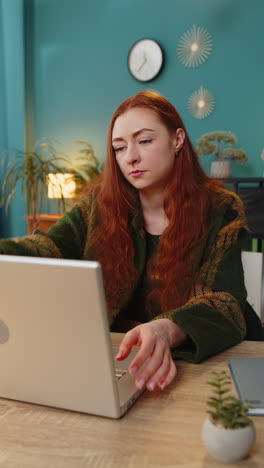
[0,337,263,467]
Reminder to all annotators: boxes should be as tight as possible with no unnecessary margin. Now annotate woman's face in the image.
[112,107,184,196]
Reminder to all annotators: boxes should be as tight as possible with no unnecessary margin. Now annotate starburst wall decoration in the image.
[177,25,213,68]
[188,86,215,119]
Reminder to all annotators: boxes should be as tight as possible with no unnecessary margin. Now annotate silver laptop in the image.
[0,255,144,418]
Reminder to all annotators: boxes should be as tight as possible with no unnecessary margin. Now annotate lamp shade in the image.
[47,173,76,199]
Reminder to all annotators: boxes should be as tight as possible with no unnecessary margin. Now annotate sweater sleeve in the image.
[0,198,89,259]
[154,192,248,363]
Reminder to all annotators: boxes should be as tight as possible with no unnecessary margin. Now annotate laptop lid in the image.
[229,357,264,416]
[0,255,129,418]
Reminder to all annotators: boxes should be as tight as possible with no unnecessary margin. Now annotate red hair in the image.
[86,91,223,314]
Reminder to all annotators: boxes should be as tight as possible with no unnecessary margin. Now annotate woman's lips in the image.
[130,170,145,177]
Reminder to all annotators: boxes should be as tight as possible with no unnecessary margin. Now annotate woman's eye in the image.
[114,146,125,153]
[140,139,152,145]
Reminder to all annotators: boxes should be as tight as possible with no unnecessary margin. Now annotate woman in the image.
[0,91,262,392]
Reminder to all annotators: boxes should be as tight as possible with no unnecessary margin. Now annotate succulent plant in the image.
[206,371,252,429]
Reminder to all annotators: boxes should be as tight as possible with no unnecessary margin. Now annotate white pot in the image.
[210,161,231,178]
[202,417,256,463]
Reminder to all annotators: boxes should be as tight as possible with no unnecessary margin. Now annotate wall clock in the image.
[127,39,164,82]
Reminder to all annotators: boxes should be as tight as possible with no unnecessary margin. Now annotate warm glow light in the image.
[197,99,205,108]
[47,173,76,199]
[190,42,199,52]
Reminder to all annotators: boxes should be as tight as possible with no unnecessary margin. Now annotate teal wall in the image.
[0,6,6,150]
[0,3,7,234]
[0,0,26,237]
[1,0,264,237]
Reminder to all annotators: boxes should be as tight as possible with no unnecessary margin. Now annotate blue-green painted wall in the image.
[0,3,7,234]
[0,6,6,150]
[32,0,264,174]
[1,0,264,237]
[0,0,26,237]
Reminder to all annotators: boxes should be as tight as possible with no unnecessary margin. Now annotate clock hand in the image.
[137,54,147,72]
[137,61,146,72]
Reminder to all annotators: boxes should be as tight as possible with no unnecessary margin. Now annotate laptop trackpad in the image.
[112,346,138,371]
[112,347,144,410]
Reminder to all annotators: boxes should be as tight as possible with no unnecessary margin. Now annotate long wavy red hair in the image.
[87,91,223,314]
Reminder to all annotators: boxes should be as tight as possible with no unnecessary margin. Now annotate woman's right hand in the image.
[115,319,185,391]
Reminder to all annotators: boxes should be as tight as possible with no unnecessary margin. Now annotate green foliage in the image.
[196,131,248,163]
[0,139,71,218]
[223,147,248,162]
[72,140,103,194]
[202,131,237,145]
[206,371,252,429]
[0,139,102,229]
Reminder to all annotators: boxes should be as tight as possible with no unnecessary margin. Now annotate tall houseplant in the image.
[0,139,101,233]
[202,371,255,463]
[73,140,104,195]
[196,131,248,177]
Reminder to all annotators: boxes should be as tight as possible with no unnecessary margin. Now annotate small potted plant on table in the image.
[202,371,256,463]
[196,131,248,178]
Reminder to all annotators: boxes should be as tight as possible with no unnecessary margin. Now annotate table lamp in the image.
[47,173,76,200]
[47,173,76,213]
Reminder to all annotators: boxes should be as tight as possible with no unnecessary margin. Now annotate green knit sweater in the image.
[0,189,261,362]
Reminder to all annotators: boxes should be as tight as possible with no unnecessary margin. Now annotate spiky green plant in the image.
[72,140,103,195]
[206,371,252,429]
[0,139,100,232]
[196,131,248,162]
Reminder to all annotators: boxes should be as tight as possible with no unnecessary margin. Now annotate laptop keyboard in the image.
[115,369,127,381]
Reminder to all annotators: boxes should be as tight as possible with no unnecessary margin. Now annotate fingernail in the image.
[136,378,145,389]
[130,365,138,376]
[148,380,156,391]
[160,380,167,390]
[115,350,123,360]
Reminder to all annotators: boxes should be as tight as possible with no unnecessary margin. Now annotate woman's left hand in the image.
[115,318,186,391]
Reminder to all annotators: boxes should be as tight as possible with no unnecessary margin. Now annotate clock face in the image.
[128,39,164,82]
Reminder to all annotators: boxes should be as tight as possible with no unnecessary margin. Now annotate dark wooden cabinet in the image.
[218,178,264,251]
[218,177,264,192]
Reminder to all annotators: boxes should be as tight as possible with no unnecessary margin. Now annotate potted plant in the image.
[202,371,256,463]
[196,131,248,178]
[0,139,101,234]
[73,140,104,195]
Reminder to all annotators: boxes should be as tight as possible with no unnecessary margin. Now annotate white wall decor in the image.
[177,25,212,68]
[188,86,215,119]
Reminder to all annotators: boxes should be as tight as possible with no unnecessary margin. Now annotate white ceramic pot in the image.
[202,417,256,463]
[210,161,231,178]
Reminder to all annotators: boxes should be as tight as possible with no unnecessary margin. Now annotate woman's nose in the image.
[126,144,140,163]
